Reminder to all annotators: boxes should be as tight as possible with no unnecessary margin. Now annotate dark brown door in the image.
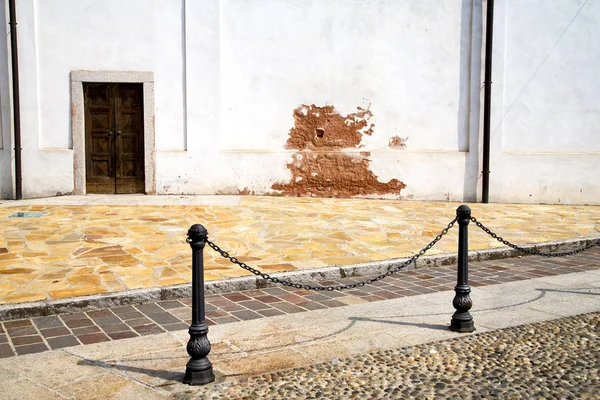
[84,83,145,194]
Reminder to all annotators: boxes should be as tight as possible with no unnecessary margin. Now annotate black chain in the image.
[205,218,457,291]
[470,216,599,257]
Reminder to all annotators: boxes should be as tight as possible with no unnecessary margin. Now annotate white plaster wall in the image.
[9,0,186,198]
[160,0,482,201]
[0,1,12,199]
[3,0,483,201]
[490,0,600,204]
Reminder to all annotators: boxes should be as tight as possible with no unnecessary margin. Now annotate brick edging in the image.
[0,236,598,320]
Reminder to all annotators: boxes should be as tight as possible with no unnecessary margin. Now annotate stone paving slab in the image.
[0,248,598,359]
[0,262,598,399]
[0,195,598,305]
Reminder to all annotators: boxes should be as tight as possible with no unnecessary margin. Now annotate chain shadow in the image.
[348,316,449,331]
[347,286,599,328]
[535,288,600,296]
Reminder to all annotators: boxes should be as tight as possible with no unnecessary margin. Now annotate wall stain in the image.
[388,135,408,149]
[272,104,406,198]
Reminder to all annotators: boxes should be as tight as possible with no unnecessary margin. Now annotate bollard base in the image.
[183,366,215,386]
[449,315,475,333]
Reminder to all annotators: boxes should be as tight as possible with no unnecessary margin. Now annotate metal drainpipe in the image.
[481,0,494,203]
[8,0,22,200]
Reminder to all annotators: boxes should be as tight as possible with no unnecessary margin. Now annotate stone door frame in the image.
[71,71,155,195]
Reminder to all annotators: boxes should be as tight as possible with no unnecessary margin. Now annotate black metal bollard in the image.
[183,224,215,385]
[450,205,475,332]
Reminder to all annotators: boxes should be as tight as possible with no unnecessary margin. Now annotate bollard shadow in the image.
[348,316,448,331]
[74,354,186,384]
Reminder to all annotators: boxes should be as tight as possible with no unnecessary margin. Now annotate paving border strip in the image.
[0,248,598,358]
[0,236,598,320]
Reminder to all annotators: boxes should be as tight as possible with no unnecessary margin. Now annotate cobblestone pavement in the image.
[185,312,600,400]
[0,196,599,304]
[0,248,598,358]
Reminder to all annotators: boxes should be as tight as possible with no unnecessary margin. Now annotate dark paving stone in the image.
[108,331,138,340]
[133,324,165,336]
[91,316,123,326]
[12,335,43,346]
[64,318,94,329]
[372,290,404,300]
[72,326,101,336]
[279,294,310,304]
[15,343,48,355]
[111,306,137,315]
[216,302,246,312]
[254,295,282,303]
[261,287,290,296]
[239,300,272,311]
[146,313,181,325]
[222,293,252,302]
[0,344,15,358]
[60,313,88,321]
[135,304,164,315]
[47,335,80,349]
[298,302,327,311]
[3,319,32,328]
[319,291,346,298]
[86,310,114,319]
[305,294,332,302]
[0,334,7,344]
[162,322,189,331]
[6,326,37,337]
[179,297,192,306]
[212,316,241,324]
[257,309,286,317]
[206,310,230,319]
[158,300,184,309]
[271,302,306,314]
[124,317,153,326]
[40,327,71,338]
[231,310,262,321]
[101,324,131,333]
[117,312,145,321]
[319,300,347,308]
[33,316,64,329]
[78,333,110,345]
[359,295,387,303]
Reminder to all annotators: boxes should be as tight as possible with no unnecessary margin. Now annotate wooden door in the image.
[84,83,145,194]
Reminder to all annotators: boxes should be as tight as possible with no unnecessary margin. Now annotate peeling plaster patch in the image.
[388,136,408,149]
[272,104,406,198]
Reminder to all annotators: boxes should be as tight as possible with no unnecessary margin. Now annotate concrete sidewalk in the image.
[0,261,598,399]
[0,195,598,308]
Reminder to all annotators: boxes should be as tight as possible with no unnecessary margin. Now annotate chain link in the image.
[470,216,599,257]
[205,218,457,291]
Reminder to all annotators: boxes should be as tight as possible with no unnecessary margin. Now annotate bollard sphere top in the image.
[187,224,208,242]
[456,205,471,219]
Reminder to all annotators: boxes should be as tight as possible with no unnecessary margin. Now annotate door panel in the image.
[115,84,145,194]
[84,84,115,194]
[84,83,145,194]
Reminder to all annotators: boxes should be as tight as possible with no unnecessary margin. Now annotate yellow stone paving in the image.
[0,197,598,304]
